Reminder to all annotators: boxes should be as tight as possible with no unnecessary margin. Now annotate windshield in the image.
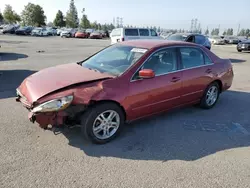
[167,34,186,41]
[81,45,147,76]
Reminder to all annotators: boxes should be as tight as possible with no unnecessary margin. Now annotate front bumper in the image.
[16,93,67,128]
[28,111,67,128]
[237,45,250,51]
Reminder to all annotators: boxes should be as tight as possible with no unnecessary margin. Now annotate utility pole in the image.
[120,17,123,28]
[237,24,240,36]
[190,19,194,32]
[194,18,198,32]
[113,17,115,27]
[116,17,120,28]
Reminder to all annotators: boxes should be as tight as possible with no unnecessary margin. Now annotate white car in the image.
[110,28,163,44]
[209,36,225,45]
[31,28,49,36]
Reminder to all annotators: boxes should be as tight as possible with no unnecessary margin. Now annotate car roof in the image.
[119,39,199,49]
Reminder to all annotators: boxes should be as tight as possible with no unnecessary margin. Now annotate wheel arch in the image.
[211,79,223,93]
[89,100,127,121]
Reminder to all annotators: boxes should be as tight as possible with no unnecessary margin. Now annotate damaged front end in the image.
[16,81,105,129]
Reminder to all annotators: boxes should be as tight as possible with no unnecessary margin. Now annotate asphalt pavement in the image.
[0,35,250,188]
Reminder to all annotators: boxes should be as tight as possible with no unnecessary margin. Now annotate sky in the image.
[0,0,250,33]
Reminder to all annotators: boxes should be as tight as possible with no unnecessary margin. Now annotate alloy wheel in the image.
[206,86,218,106]
[92,110,120,140]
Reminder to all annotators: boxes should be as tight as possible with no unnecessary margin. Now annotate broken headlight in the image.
[31,95,73,113]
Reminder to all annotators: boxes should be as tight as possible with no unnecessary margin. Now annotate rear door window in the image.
[179,47,205,69]
[150,29,158,36]
[139,29,149,36]
[125,29,139,36]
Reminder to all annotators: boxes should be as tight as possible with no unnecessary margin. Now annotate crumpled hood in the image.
[17,63,114,103]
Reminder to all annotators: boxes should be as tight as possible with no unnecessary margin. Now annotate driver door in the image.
[127,47,183,120]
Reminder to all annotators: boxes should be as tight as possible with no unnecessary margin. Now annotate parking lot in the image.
[0,35,250,188]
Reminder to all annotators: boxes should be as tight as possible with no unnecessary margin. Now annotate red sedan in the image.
[16,40,234,144]
[75,30,89,38]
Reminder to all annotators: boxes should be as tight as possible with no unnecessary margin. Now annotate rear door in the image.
[194,35,206,46]
[178,47,214,103]
[138,29,150,39]
[110,28,122,44]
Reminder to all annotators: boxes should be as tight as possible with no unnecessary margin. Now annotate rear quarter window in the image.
[125,29,139,36]
[150,29,158,36]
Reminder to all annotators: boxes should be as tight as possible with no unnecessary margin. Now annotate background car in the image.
[2,25,19,34]
[110,27,161,44]
[60,28,77,38]
[15,26,33,35]
[167,33,211,50]
[209,36,225,45]
[85,28,95,37]
[57,28,65,36]
[16,40,233,144]
[224,36,240,44]
[237,39,250,52]
[75,30,88,38]
[89,31,103,39]
[46,28,57,36]
[31,28,49,36]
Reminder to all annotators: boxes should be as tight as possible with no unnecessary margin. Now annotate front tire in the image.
[81,103,125,144]
[200,82,220,109]
[237,49,242,52]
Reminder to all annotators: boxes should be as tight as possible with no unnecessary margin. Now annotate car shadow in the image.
[229,58,246,63]
[0,53,28,61]
[0,69,37,99]
[57,90,250,162]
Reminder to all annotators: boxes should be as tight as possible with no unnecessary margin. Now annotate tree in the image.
[226,28,233,35]
[205,28,209,35]
[245,29,250,37]
[214,28,219,35]
[238,29,245,36]
[21,3,46,26]
[157,26,161,33]
[65,0,79,28]
[80,14,90,28]
[3,4,21,24]
[222,30,226,35]
[90,21,98,29]
[0,11,4,23]
[211,29,214,35]
[53,10,65,27]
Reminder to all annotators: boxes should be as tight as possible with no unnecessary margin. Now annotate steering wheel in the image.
[100,64,121,74]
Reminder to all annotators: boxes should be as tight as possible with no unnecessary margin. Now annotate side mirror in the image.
[139,69,155,79]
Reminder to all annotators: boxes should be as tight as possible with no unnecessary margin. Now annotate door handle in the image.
[205,68,212,73]
[171,77,180,82]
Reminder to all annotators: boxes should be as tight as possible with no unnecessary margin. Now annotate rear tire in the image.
[80,103,125,144]
[200,82,220,109]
